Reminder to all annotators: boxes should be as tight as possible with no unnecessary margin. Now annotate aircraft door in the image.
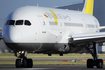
[38,16,46,33]
[83,19,88,33]
[59,18,63,35]
[60,22,63,34]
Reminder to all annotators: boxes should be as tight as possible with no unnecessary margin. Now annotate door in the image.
[83,19,88,33]
[59,18,64,35]
[38,16,46,33]
[59,22,63,34]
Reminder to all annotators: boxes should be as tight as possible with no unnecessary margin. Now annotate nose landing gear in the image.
[15,51,33,68]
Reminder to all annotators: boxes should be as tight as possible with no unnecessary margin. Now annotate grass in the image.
[0,61,15,65]
[0,53,105,65]
[1,53,105,59]
[0,53,16,58]
[27,54,93,58]
[0,53,93,58]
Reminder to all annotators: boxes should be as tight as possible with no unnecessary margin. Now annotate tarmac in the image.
[0,58,105,70]
[1,58,105,62]
[0,65,105,70]
[0,58,88,61]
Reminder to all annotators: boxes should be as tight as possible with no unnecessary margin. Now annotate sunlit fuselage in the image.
[2,6,99,53]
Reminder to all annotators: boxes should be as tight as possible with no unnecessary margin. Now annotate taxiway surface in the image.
[0,65,105,70]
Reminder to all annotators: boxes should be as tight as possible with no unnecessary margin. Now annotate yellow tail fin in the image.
[83,0,94,15]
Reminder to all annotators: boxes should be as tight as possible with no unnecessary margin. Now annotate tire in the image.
[96,59,103,68]
[23,59,27,68]
[87,59,94,68]
[16,59,21,68]
[27,59,33,68]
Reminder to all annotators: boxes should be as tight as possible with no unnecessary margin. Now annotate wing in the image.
[69,32,105,44]
[98,26,105,30]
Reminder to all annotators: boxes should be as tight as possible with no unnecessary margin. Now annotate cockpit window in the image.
[25,20,31,26]
[5,20,9,25]
[9,20,15,25]
[16,20,23,25]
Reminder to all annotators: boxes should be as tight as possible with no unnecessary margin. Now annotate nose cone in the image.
[4,26,22,43]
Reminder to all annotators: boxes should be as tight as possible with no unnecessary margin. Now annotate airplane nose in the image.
[4,27,23,43]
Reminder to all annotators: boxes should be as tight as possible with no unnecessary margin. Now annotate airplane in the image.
[1,0,105,68]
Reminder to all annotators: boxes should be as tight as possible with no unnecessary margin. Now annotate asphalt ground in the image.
[0,65,105,70]
[0,58,87,61]
[1,58,105,62]
[0,58,105,70]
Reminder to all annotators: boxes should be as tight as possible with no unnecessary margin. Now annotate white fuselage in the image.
[2,6,100,53]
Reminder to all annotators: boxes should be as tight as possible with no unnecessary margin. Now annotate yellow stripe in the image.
[85,0,94,15]
[49,9,58,24]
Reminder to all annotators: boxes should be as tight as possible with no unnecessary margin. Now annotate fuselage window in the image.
[25,20,31,26]
[5,20,9,25]
[64,23,83,27]
[9,20,15,25]
[16,20,23,25]
[49,22,58,25]
[87,24,94,28]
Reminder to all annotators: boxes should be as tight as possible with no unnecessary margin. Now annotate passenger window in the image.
[25,20,31,26]
[16,20,23,25]
[9,20,15,25]
[5,20,9,25]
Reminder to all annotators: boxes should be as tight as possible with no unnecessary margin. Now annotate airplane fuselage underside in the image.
[5,43,84,53]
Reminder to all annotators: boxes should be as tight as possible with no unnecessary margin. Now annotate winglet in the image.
[82,0,94,15]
